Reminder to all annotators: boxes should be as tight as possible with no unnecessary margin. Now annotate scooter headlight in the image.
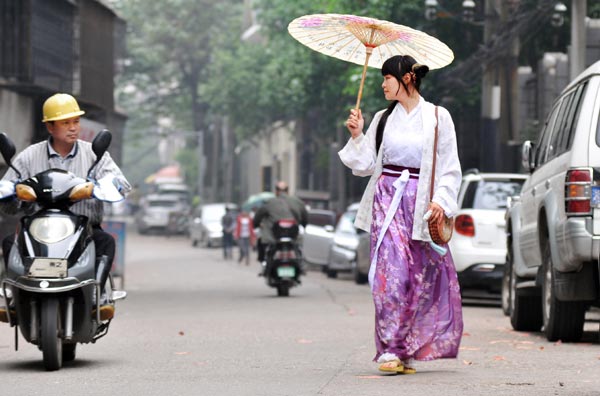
[29,217,76,244]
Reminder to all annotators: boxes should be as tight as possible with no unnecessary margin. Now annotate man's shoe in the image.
[99,305,115,321]
[92,304,115,321]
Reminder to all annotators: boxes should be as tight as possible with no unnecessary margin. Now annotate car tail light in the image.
[565,169,591,215]
[455,214,475,237]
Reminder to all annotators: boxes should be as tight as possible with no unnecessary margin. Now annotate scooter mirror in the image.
[0,132,21,179]
[92,129,112,159]
[0,132,16,165]
[87,130,112,179]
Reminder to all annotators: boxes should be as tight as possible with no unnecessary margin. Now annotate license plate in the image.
[28,258,67,278]
[277,266,296,278]
[592,186,600,207]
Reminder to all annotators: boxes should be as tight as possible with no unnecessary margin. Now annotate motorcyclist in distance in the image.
[0,93,131,320]
[253,181,308,274]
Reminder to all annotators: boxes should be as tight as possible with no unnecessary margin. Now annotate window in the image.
[535,103,561,166]
[546,93,574,160]
[336,211,358,233]
[307,212,336,227]
[461,179,525,210]
[547,82,589,160]
[559,82,587,153]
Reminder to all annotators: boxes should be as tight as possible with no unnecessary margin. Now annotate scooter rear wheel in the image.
[41,298,63,371]
[277,284,290,297]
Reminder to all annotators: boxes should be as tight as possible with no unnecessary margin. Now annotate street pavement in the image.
[1,226,599,396]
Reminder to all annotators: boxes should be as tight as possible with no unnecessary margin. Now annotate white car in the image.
[135,194,187,234]
[301,209,337,268]
[326,203,361,279]
[189,202,238,247]
[449,171,527,300]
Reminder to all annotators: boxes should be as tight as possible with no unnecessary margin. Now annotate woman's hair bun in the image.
[411,63,429,79]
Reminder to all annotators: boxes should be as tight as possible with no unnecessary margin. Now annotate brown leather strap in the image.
[430,106,439,200]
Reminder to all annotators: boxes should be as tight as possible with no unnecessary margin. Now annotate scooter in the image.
[0,130,126,371]
[264,219,302,297]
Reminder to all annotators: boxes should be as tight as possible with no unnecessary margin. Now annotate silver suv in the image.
[505,60,600,342]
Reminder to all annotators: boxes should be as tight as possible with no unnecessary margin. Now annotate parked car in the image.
[354,231,370,285]
[325,203,361,279]
[505,60,600,342]
[449,171,527,300]
[135,194,187,234]
[301,209,337,268]
[155,182,191,205]
[189,203,238,247]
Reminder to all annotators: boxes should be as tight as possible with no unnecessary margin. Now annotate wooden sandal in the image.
[378,359,404,373]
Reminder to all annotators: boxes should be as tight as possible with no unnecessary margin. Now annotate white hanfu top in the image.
[382,100,424,169]
[338,98,461,242]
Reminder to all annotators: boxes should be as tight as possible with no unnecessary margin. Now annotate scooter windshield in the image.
[93,175,124,203]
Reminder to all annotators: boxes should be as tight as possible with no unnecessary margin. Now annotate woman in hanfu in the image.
[339,55,463,374]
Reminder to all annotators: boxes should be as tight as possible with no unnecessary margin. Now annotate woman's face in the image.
[381,74,410,100]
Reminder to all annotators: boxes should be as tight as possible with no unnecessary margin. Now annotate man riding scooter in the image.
[0,93,131,321]
[253,181,308,277]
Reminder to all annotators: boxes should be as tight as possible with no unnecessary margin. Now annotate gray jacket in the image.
[253,194,308,244]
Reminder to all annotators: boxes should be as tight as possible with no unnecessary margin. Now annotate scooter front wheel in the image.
[41,298,63,371]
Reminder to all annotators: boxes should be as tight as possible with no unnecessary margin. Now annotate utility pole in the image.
[570,0,587,79]
[480,0,520,172]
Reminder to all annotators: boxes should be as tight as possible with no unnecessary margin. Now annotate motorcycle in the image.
[264,219,302,297]
[0,130,126,371]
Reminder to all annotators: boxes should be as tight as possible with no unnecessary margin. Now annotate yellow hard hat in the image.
[42,93,85,122]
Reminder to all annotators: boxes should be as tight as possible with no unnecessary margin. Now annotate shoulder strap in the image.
[430,106,439,200]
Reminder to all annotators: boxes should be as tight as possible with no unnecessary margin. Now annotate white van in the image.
[505,60,600,342]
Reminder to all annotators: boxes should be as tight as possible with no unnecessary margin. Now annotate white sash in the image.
[368,169,411,290]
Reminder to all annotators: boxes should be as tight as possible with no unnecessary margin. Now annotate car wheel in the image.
[509,248,542,332]
[353,262,368,285]
[501,252,511,316]
[325,267,337,278]
[541,244,585,342]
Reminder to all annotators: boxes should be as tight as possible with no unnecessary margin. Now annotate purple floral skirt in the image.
[370,174,463,362]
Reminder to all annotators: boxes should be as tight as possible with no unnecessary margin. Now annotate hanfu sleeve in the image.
[337,110,384,177]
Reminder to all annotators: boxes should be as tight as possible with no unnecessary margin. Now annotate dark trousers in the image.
[256,238,266,262]
[2,226,115,291]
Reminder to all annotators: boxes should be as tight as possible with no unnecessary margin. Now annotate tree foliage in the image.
[114,0,585,188]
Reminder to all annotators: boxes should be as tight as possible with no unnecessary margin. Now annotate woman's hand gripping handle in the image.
[345,109,364,139]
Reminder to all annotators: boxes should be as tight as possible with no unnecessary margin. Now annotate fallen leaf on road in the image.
[554,340,563,346]
[463,332,471,337]
[174,351,190,355]
[493,356,506,361]
[357,375,383,380]
[490,340,511,344]
[463,360,473,365]
[459,346,480,351]
[297,338,313,344]
[539,346,545,351]
[179,331,185,336]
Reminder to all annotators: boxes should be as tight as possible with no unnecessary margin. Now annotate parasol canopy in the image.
[242,191,275,212]
[288,13,454,109]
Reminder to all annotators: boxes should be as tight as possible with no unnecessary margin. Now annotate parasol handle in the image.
[355,47,373,111]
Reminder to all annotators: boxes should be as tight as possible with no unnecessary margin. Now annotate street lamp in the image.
[424,0,439,21]
[424,0,479,23]
[551,2,567,27]
[462,1,476,22]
